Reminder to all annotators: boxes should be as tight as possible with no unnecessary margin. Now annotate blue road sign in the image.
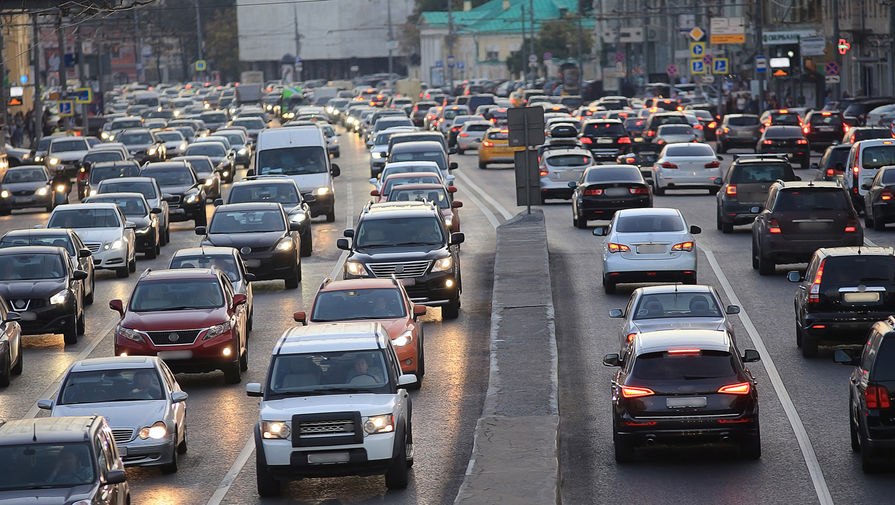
[19,75,28,84]
[435,60,443,68]
[755,56,768,72]
[713,58,729,74]
[58,100,74,117]
[690,59,706,74]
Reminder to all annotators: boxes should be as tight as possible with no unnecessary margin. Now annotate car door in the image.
[117,207,135,261]
[0,297,19,371]
[795,254,819,327]
[160,362,186,438]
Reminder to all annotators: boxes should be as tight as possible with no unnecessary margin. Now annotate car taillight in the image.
[661,162,678,168]
[882,191,893,201]
[845,219,858,232]
[671,241,694,251]
[608,242,630,253]
[452,127,460,132]
[621,385,654,398]
[584,188,603,196]
[705,160,720,168]
[853,165,860,175]
[708,121,717,129]
[809,258,825,303]
[625,157,636,163]
[803,125,810,134]
[646,130,655,136]
[763,139,773,144]
[625,332,637,343]
[797,139,808,144]
[844,124,850,132]
[722,127,730,133]
[726,184,737,196]
[718,382,751,395]
[539,168,549,177]
[459,132,469,137]
[628,187,650,195]
[826,168,835,178]
[580,137,592,144]
[769,218,782,234]
[618,136,631,143]
[693,124,704,130]
[482,141,494,147]
[865,384,891,409]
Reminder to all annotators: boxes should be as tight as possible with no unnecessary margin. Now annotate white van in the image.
[251,125,340,221]
[845,138,895,211]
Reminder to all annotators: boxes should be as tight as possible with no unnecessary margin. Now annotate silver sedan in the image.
[39,356,188,473]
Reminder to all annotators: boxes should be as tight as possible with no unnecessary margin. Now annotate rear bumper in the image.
[802,314,884,343]
[578,196,651,217]
[614,412,759,444]
[719,201,762,225]
[761,235,863,263]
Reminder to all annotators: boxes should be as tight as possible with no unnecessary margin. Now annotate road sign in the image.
[690,59,706,74]
[194,59,207,72]
[19,74,27,85]
[58,100,74,117]
[73,87,92,104]
[435,60,443,68]
[690,42,705,58]
[528,54,537,63]
[457,61,465,70]
[543,52,552,61]
[703,54,713,65]
[800,36,826,56]
[825,62,840,76]
[709,17,745,44]
[772,69,788,77]
[755,56,768,72]
[666,64,678,76]
[713,58,729,74]
[689,27,705,41]
[701,74,715,84]
[825,75,841,84]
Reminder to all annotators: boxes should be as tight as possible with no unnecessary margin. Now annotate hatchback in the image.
[756,126,810,170]
[651,143,722,195]
[539,148,594,202]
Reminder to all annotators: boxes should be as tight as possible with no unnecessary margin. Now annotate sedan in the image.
[46,203,137,278]
[85,192,162,259]
[594,207,701,294]
[224,178,313,256]
[169,246,255,331]
[757,125,810,170]
[184,142,235,183]
[651,143,722,195]
[38,356,188,473]
[0,228,96,304]
[387,183,463,233]
[171,156,221,201]
[539,148,594,202]
[862,165,895,230]
[570,164,651,228]
[0,165,55,214]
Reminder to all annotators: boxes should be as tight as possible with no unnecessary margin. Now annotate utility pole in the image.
[447,0,454,91]
[756,0,764,110]
[528,0,535,81]
[293,5,301,81]
[577,9,583,94]
[194,0,204,61]
[890,2,895,96]
[76,25,86,133]
[0,14,7,130]
[133,8,141,82]
[832,0,841,100]
[32,13,42,143]
[57,11,66,92]
[387,0,394,86]
[520,5,526,83]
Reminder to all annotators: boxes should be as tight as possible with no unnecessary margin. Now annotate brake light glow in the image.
[722,127,730,133]
[671,241,694,251]
[625,157,636,163]
[718,382,751,395]
[803,125,810,134]
[822,112,831,116]
[708,121,717,129]
[866,384,892,409]
[628,187,650,195]
[482,141,494,147]
[539,169,549,177]
[763,139,773,145]
[618,136,631,143]
[844,124,850,132]
[608,243,631,253]
[661,162,678,169]
[768,218,782,234]
[621,386,655,398]
[646,130,656,136]
[726,185,737,196]
[845,219,858,232]
[579,137,592,144]
[796,139,808,144]
[882,192,893,201]
[809,258,825,303]
[584,188,603,196]
[705,160,720,168]
[625,332,637,343]
[826,168,835,178]
[459,133,469,137]
[667,348,700,354]
[853,165,860,175]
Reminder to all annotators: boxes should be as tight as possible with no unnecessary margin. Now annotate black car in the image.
[603,330,761,462]
[338,201,464,319]
[570,165,651,228]
[813,143,852,182]
[752,181,863,275]
[834,317,895,472]
[642,112,689,144]
[756,126,810,170]
[81,160,141,200]
[759,109,802,131]
[0,246,87,344]
[803,111,847,151]
[579,119,631,162]
[183,141,235,183]
[141,161,206,226]
[843,126,893,144]
[223,178,313,256]
[85,192,162,258]
[716,155,798,233]
[789,247,895,358]
[0,165,55,214]
[0,294,22,386]
[197,202,302,288]
[171,155,221,200]
[116,128,166,164]
[863,165,895,230]
[77,150,128,199]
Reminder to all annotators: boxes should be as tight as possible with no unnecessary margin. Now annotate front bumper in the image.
[258,427,396,476]
[118,435,176,467]
[18,304,76,335]
[0,192,53,210]
[303,191,334,217]
[241,249,298,280]
[115,333,238,374]
[91,247,129,270]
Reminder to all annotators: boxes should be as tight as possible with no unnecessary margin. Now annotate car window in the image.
[59,369,165,403]
[84,152,125,164]
[632,350,737,380]
[101,181,157,199]
[145,168,195,186]
[389,150,447,171]
[728,116,759,126]
[181,158,214,176]
[156,132,184,142]
[633,293,722,319]
[118,132,154,144]
[820,256,895,289]
[130,278,224,311]
[312,288,406,321]
[49,208,122,228]
[584,166,641,183]
[486,130,509,140]
[89,164,141,185]
[546,154,592,167]
[810,114,843,126]
[91,196,147,216]
[185,144,226,157]
[170,254,240,282]
[257,146,328,175]
[882,169,895,185]
[388,187,449,208]
[50,140,88,152]
[0,234,75,255]
[209,209,285,233]
[665,144,714,157]
[355,216,444,247]
[3,168,47,183]
[0,253,65,280]
[861,146,895,169]
[584,122,626,136]
[730,164,791,183]
[383,176,440,195]
[267,350,389,395]
[871,337,895,381]
[659,125,693,134]
[228,184,299,205]
[112,119,143,129]
[615,213,685,233]
[0,443,95,490]
[772,189,849,211]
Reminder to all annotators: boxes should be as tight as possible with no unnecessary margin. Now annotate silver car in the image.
[655,124,699,146]
[538,148,594,202]
[608,284,740,353]
[457,120,493,153]
[39,356,188,473]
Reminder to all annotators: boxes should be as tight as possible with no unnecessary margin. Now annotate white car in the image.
[153,130,189,157]
[655,124,699,145]
[594,207,701,294]
[46,137,91,176]
[372,161,454,191]
[39,356,188,473]
[456,120,493,154]
[651,142,722,195]
[46,203,136,278]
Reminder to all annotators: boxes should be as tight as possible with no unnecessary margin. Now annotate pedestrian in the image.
[11,112,24,147]
[24,109,34,146]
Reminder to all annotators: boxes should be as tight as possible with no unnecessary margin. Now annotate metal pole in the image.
[387,0,394,85]
[528,0,535,82]
[76,25,86,133]
[133,9,141,81]
[756,0,764,111]
[293,5,301,81]
[32,13,42,144]
[56,11,66,92]
[832,0,841,100]
[523,111,530,214]
[447,0,454,91]
[577,10,583,94]
[520,5,526,82]
[0,14,8,130]
[195,0,204,60]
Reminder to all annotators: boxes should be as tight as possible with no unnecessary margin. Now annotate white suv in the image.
[246,322,416,496]
[47,203,137,278]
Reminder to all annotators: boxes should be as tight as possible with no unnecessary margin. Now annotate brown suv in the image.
[751,181,862,275]
[716,114,761,153]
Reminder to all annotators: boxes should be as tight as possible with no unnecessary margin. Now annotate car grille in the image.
[85,242,101,253]
[167,195,182,205]
[112,429,134,444]
[12,190,33,196]
[298,419,355,436]
[146,329,201,346]
[368,260,431,278]
[9,298,47,311]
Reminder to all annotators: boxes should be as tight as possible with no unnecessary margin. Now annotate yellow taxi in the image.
[478,127,525,169]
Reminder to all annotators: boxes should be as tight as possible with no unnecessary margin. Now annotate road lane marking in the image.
[456,180,501,230]
[864,237,879,247]
[700,245,834,505]
[453,170,514,220]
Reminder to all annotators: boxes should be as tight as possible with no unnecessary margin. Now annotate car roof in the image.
[383,171,440,180]
[101,176,156,184]
[389,141,444,152]
[142,161,190,170]
[815,246,895,258]
[141,268,219,280]
[3,228,72,238]
[70,356,158,371]
[365,201,439,217]
[53,202,119,211]
[634,284,715,296]
[216,202,283,211]
[0,417,100,445]
[321,278,400,291]
[387,183,446,192]
[231,178,297,188]
[0,245,67,256]
[633,329,732,355]
[775,180,841,190]
[276,322,388,355]
[854,139,895,148]
[615,207,681,218]
[173,246,239,257]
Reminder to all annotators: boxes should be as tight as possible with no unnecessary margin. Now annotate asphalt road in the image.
[0,129,491,505]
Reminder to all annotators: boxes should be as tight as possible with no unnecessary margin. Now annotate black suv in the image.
[141,161,206,226]
[338,201,464,319]
[862,165,895,230]
[835,317,895,472]
[716,155,798,233]
[223,178,313,256]
[752,181,862,275]
[642,113,688,144]
[803,111,847,151]
[813,143,852,182]
[789,247,895,357]
[579,119,631,162]
[843,126,893,144]
[756,126,810,170]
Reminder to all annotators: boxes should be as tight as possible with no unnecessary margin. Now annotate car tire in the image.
[256,462,281,497]
[196,212,208,228]
[85,276,95,305]
[613,430,635,463]
[717,142,726,154]
[574,211,586,229]
[223,360,241,384]
[63,315,78,345]
[757,247,774,275]
[478,161,487,169]
[850,403,860,453]
[10,342,22,376]
[603,275,616,295]
[128,257,136,273]
[457,147,465,155]
[865,212,874,229]
[247,311,253,332]
[239,344,249,371]
[300,230,313,257]
[0,350,10,387]
[795,321,803,347]
[653,182,665,196]
[442,298,460,320]
[145,243,157,259]
[178,426,188,454]
[326,207,335,223]
[801,333,818,357]
[873,209,885,231]
[740,429,762,460]
[164,227,170,245]
[284,264,301,289]
[0,208,10,216]
[76,312,85,335]
[160,439,178,474]
[861,433,880,473]
[117,267,129,278]
[384,436,410,489]
[800,160,809,170]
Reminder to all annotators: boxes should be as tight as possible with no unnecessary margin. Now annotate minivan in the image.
[844,138,895,210]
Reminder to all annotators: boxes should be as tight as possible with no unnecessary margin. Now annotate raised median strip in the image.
[455,209,561,505]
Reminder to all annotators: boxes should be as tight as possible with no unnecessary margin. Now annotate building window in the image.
[486,45,499,61]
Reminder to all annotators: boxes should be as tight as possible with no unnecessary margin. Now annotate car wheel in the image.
[0,350,10,387]
[716,209,723,230]
[247,310,253,332]
[653,182,665,196]
[284,263,301,289]
[613,429,635,463]
[709,186,720,195]
[873,209,885,231]
[800,160,809,170]
[478,161,487,169]
[801,333,818,358]
[740,427,761,460]
[850,402,860,452]
[442,298,460,319]
[751,237,760,270]
[300,230,313,257]
[325,207,335,223]
[256,459,281,497]
[196,212,208,227]
[223,360,242,384]
[145,243,157,259]
[384,435,410,489]
[164,227,170,245]
[795,320,803,347]
[757,247,774,276]
[85,276,95,305]
[0,208,10,216]
[10,341,22,375]
[128,257,136,273]
[76,312,85,335]
[717,142,726,154]
[239,343,249,371]
[63,315,78,345]
[160,437,178,474]
[865,212,874,229]
[603,275,616,295]
[178,425,188,454]
[117,267,129,278]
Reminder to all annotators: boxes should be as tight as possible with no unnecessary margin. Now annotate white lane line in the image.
[864,237,879,247]
[701,245,834,505]
[456,179,501,230]
[25,316,119,418]
[453,170,514,221]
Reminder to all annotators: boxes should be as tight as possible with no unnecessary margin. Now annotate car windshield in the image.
[217,133,244,145]
[170,255,240,282]
[130,278,224,311]
[156,132,183,142]
[210,209,284,233]
[112,119,142,129]
[632,350,736,380]
[118,132,153,144]
[728,116,759,126]
[862,146,895,169]
[0,234,74,255]
[59,369,165,404]
[233,118,265,129]
[882,169,895,185]
[0,253,65,280]
[615,213,685,233]
[584,166,641,183]
[730,164,790,183]
[665,144,714,157]
[3,168,46,183]
[267,350,389,396]
[773,189,849,211]
[853,129,893,142]
[48,208,121,228]
[101,181,156,199]
[84,152,124,164]
[810,114,843,126]
[50,140,87,152]
[89,164,140,184]
[257,146,328,175]
[547,154,592,167]
[389,150,446,171]
[228,184,299,205]
[145,168,194,186]
[355,216,444,247]
[0,443,95,490]
[634,293,722,319]
[91,196,147,216]
[185,144,226,157]
[772,113,801,125]
[312,288,406,321]
[202,112,227,122]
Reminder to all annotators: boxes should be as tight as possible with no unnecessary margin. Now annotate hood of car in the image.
[1,181,47,192]
[632,318,726,333]
[122,307,228,331]
[127,216,152,228]
[51,151,90,162]
[206,231,285,249]
[0,485,96,504]
[0,279,67,301]
[350,244,448,261]
[64,228,122,244]
[52,400,169,431]
[260,393,398,419]
[125,143,153,152]
[159,184,194,196]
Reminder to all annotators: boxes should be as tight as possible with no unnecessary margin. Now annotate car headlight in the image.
[238,147,247,155]
[392,329,413,347]
[179,142,188,151]
[315,187,330,196]
[147,146,158,156]
[100,131,110,139]
[204,178,214,187]
[345,261,366,276]
[36,187,49,196]
[116,326,147,343]
[49,289,69,305]
[363,414,395,435]
[371,152,383,159]
[289,212,307,224]
[184,193,200,204]
[275,239,294,252]
[107,135,115,142]
[89,189,98,197]
[102,239,124,250]
[261,421,291,439]
[48,157,59,165]
[139,421,168,440]
[0,190,9,198]
[444,214,453,227]
[34,155,43,162]
[173,110,181,117]
[203,320,232,340]
[431,256,453,272]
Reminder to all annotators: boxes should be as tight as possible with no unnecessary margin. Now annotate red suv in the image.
[110,268,248,383]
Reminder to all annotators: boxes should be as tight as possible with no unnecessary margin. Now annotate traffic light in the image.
[838,39,850,55]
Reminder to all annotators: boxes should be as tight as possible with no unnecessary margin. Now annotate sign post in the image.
[508,107,545,213]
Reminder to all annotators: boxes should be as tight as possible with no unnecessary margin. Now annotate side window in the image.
[861,330,881,371]
[624,295,636,318]
[94,434,109,473]
[161,362,178,390]
[804,255,819,285]
[386,344,401,380]
[222,276,234,305]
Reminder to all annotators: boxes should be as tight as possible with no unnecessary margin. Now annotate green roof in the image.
[420,0,578,34]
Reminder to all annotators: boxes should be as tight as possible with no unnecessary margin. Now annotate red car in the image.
[110,268,249,384]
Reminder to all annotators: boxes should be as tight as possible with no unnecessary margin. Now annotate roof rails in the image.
[139,268,152,278]
[732,154,788,161]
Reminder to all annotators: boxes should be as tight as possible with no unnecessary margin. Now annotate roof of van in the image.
[257,125,326,148]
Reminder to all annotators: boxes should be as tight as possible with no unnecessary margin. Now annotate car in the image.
[0,228,96,304]
[654,124,698,145]
[85,192,162,259]
[579,119,632,162]
[0,295,22,386]
[339,201,464,318]
[842,126,893,144]
[862,165,895,230]
[594,207,701,294]
[688,109,717,140]
[31,133,72,164]
[47,203,137,278]
[78,152,132,198]
[152,129,189,158]
[368,127,415,177]
[373,172,444,203]
[603,330,761,462]
[214,129,253,167]
[141,161,207,227]
[387,131,451,157]
[388,141,457,178]
[170,155,221,200]
[570,164,651,228]
[716,155,799,233]
[103,114,144,141]
[834,317,895,472]
[375,160,456,190]
[96,176,170,245]
[813,143,852,182]
[538,148,594,203]
[183,141,235,184]
[224,178,313,256]
[229,116,267,141]
[45,137,91,176]
[197,202,303,288]
[715,114,761,153]
[788,247,895,357]
[111,268,249,383]
[608,285,739,353]
[82,160,142,200]
[843,139,895,211]
[478,127,523,169]
[245,322,416,496]
[803,110,847,151]
[651,142,722,195]
[411,101,437,126]
[200,110,229,131]
[446,115,480,147]
[756,125,810,170]
[294,277,428,384]
[0,165,56,214]
[38,356,188,473]
[751,181,862,275]
[759,109,803,131]
[116,128,166,164]
[387,183,462,232]
[434,105,470,134]
[369,116,415,142]
[0,246,87,344]
[642,112,689,144]
[169,246,255,330]
[0,416,130,503]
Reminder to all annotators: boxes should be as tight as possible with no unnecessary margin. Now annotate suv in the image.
[246,322,417,496]
[835,317,895,472]
[715,114,761,153]
[716,155,798,233]
[751,181,862,275]
[814,143,852,182]
[756,126,810,170]
[863,165,895,230]
[803,110,847,151]
[0,416,130,503]
[141,161,206,227]
[338,201,464,319]
[789,247,895,357]
[579,119,631,162]
[643,112,689,144]
[844,139,895,211]
[96,176,170,245]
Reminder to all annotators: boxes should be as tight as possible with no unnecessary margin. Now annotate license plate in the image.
[307,451,350,464]
[751,206,761,213]
[844,292,881,303]
[20,312,36,321]
[798,222,828,232]
[604,187,628,197]
[666,397,707,409]
[634,137,644,142]
[597,138,614,144]
[157,350,193,360]
[118,446,128,457]
[817,126,833,131]
[244,259,261,268]
[637,244,666,254]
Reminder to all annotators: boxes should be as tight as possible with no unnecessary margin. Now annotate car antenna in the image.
[32,422,37,442]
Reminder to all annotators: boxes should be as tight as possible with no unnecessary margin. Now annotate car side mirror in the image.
[450,161,459,170]
[78,248,92,258]
[450,232,465,245]
[366,141,374,147]
[717,155,723,161]
[713,178,723,185]
[213,198,223,207]
[37,399,53,410]
[397,374,418,388]
[4,312,21,323]
[368,177,378,185]
[331,164,341,177]
[289,221,301,231]
[244,273,256,282]
[810,162,818,170]
[787,271,805,283]
[593,226,607,236]
[743,349,760,363]
[343,229,354,238]
[861,182,871,190]
[834,349,859,365]
[150,207,163,214]
[448,186,457,193]
[413,305,427,317]
[109,299,124,316]
[336,238,350,250]
[171,391,188,403]
[725,305,740,315]
[689,225,702,235]
[603,353,622,367]
[452,200,463,208]
[72,270,88,281]
[124,222,137,230]
[195,226,207,236]
[246,382,263,397]
[293,311,307,325]
[232,293,247,307]
[104,469,127,485]
[568,181,578,188]
[608,308,624,318]
[370,189,380,197]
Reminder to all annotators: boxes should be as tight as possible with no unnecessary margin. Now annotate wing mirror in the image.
[602,353,622,367]
[293,311,307,324]
[124,222,137,230]
[343,229,354,238]
[861,182,871,190]
[834,349,859,365]
[567,181,577,188]
[331,164,341,177]
[413,305,427,317]
[232,293,247,308]
[213,198,223,207]
[742,349,760,363]
[37,399,53,410]
[397,374,418,388]
[725,305,740,315]
[72,270,88,281]
[246,383,263,397]
[244,273,256,282]
[4,312,21,324]
[449,161,459,170]
[593,226,607,236]
[78,248,92,258]
[104,469,128,485]
[787,271,803,282]
[194,226,207,236]
[689,225,702,235]
[608,309,624,318]
[452,200,463,208]
[171,391,188,403]
[109,299,124,316]
[370,189,380,197]
[336,238,350,250]
[450,232,465,245]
